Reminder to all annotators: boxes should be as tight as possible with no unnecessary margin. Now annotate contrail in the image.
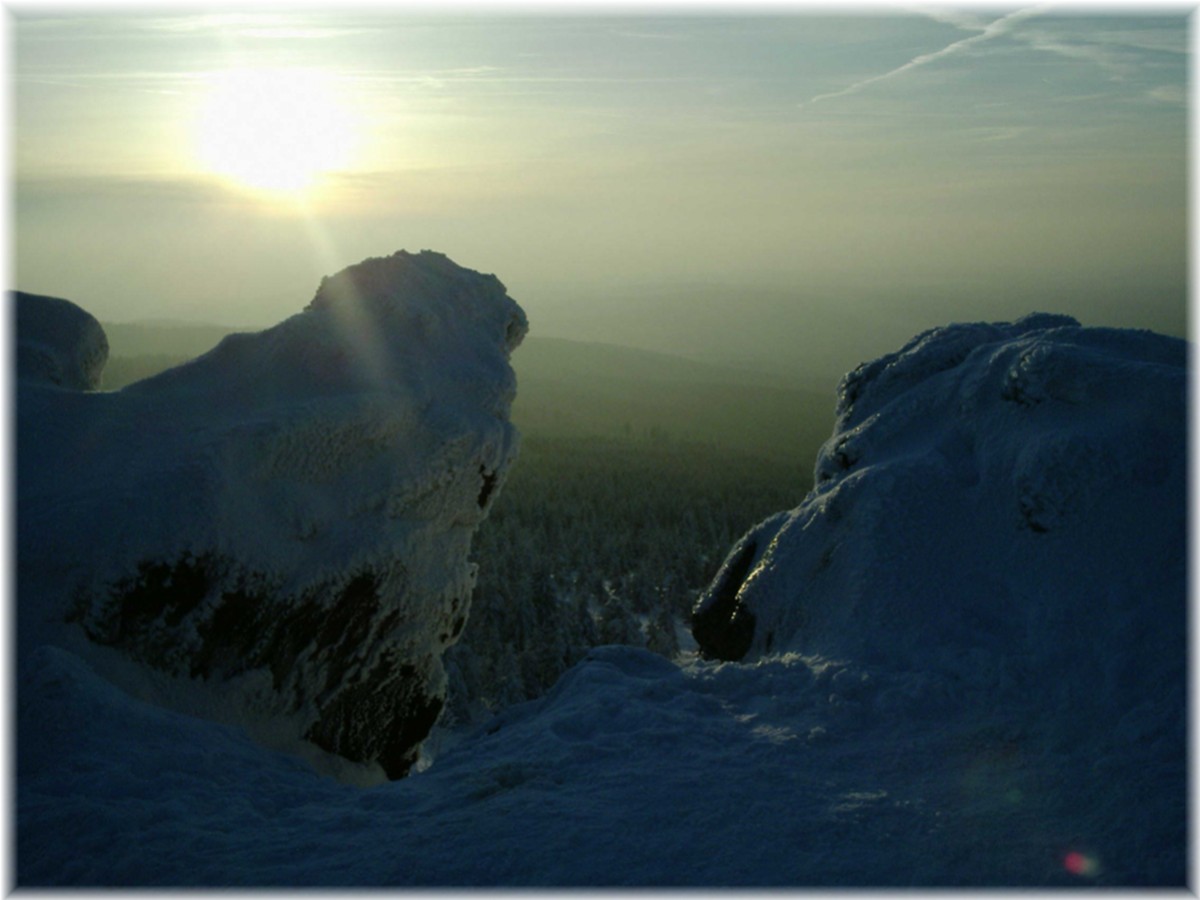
[799,6,1046,108]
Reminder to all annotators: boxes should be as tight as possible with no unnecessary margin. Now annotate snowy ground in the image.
[15,313,1188,887]
[17,636,1184,886]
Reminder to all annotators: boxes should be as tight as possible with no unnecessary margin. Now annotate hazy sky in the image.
[10,5,1190,366]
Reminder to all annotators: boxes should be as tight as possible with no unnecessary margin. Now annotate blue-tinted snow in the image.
[19,640,1183,886]
[16,314,1187,887]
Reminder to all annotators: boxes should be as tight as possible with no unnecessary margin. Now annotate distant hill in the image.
[101,320,248,358]
[512,337,832,464]
[98,322,836,467]
[530,280,1190,393]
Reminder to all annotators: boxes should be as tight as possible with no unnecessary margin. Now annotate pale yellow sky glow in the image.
[10,7,1189,373]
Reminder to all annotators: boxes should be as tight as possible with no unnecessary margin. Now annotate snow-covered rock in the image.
[690,315,1187,883]
[14,290,109,390]
[693,314,1186,682]
[16,250,528,780]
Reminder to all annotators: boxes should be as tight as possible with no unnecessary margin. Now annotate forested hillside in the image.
[100,322,831,721]
[510,337,830,463]
[448,433,805,722]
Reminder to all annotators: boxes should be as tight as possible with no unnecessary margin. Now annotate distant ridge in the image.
[513,336,833,463]
[517,336,816,391]
[101,320,245,358]
[99,322,835,466]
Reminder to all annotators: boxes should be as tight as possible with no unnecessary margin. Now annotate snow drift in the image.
[16,250,528,779]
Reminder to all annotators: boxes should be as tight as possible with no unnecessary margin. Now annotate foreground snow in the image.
[16,313,1187,886]
[18,639,1181,886]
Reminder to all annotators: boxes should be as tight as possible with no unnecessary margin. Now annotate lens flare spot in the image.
[1063,850,1100,877]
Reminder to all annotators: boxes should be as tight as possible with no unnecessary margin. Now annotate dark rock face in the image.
[18,251,527,780]
[690,533,762,661]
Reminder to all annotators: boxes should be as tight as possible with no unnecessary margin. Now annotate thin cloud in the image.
[920,8,1184,81]
[1089,28,1188,56]
[906,7,991,32]
[134,13,379,40]
[1012,27,1135,78]
[799,6,1047,108]
[1146,84,1186,105]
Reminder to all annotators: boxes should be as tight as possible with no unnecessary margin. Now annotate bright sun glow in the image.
[195,67,358,197]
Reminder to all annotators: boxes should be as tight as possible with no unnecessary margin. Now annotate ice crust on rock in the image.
[693,311,1186,684]
[16,250,528,780]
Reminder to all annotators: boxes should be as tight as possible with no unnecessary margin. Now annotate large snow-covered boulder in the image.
[690,315,1188,882]
[15,289,109,390]
[693,313,1186,690]
[17,250,528,780]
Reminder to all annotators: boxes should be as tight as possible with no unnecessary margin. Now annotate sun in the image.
[195,67,358,197]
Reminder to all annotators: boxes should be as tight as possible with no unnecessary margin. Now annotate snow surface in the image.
[16,312,1188,886]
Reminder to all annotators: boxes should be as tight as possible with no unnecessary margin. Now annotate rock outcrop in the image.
[15,290,109,390]
[16,250,528,780]
[692,313,1186,691]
